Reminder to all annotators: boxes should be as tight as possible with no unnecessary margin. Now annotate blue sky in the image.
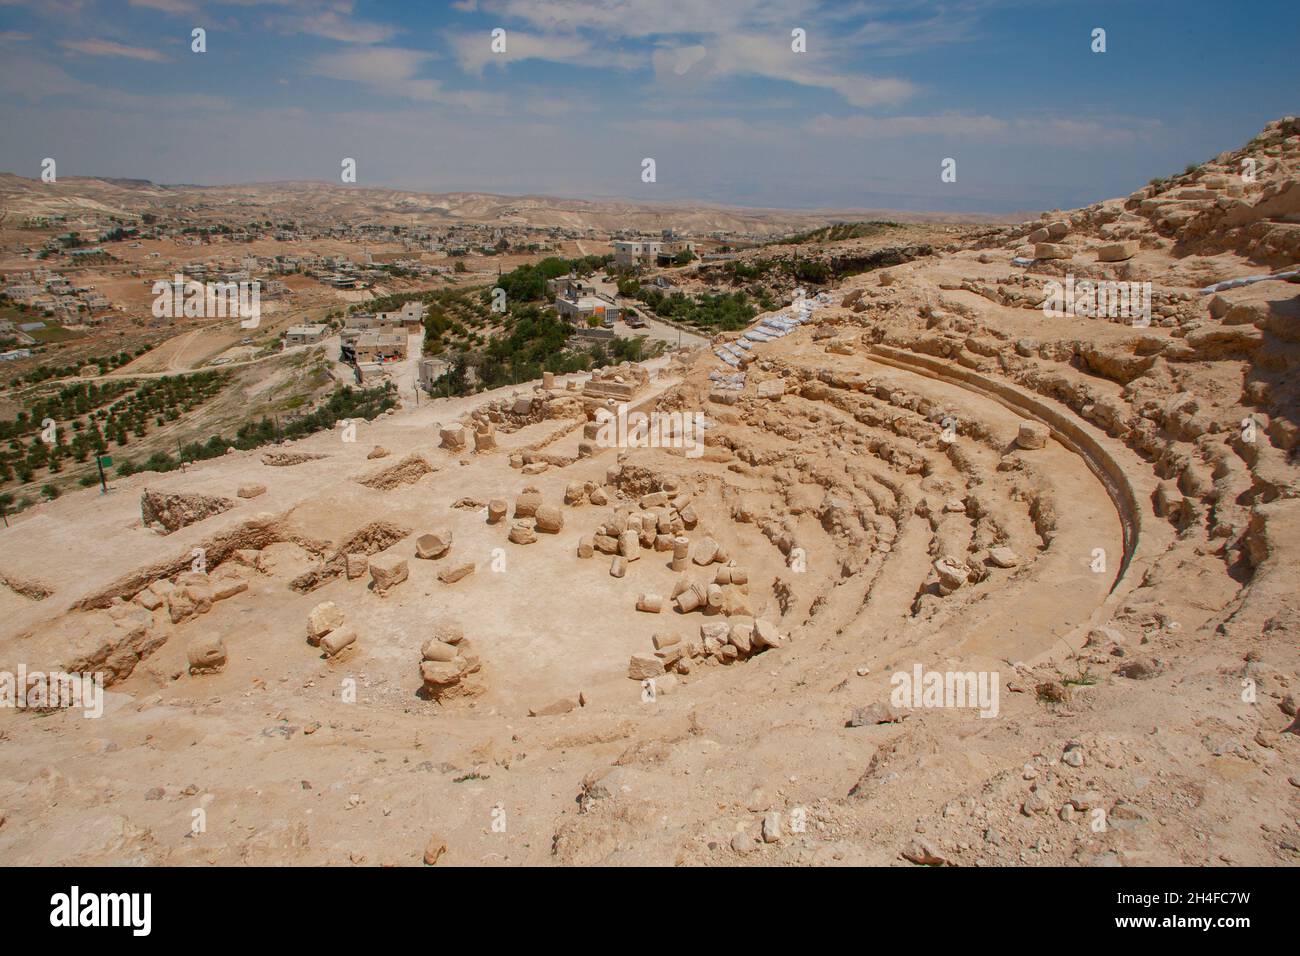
[0,0,1295,213]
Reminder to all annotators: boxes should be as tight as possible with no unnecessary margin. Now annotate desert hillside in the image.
[0,118,1296,867]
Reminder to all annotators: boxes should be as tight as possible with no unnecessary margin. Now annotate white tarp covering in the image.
[1199,269,1299,295]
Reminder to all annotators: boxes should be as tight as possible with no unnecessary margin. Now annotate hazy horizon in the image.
[0,170,1035,221]
[1,0,1296,214]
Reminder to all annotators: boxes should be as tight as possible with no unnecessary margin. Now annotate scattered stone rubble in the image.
[418,620,481,696]
[627,616,787,682]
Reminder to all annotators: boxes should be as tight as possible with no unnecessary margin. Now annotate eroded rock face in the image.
[140,489,236,534]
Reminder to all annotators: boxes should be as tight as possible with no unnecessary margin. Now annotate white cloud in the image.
[0,0,95,17]
[472,0,817,37]
[0,52,230,109]
[279,8,398,45]
[311,46,428,88]
[447,28,644,74]
[1008,115,1166,146]
[59,38,172,61]
[451,1,919,109]
[308,46,504,111]
[838,6,986,57]
[661,31,918,108]
[129,0,199,14]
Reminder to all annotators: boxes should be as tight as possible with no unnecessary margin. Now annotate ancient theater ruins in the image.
[0,118,1296,868]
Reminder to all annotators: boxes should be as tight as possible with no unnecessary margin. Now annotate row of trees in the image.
[1,380,134,443]
[111,383,397,480]
[422,289,492,355]
[3,345,150,388]
[0,371,228,487]
[625,287,759,331]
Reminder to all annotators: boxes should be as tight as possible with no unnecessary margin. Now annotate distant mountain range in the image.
[0,173,1018,235]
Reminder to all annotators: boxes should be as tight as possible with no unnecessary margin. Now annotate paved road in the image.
[619,311,710,349]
